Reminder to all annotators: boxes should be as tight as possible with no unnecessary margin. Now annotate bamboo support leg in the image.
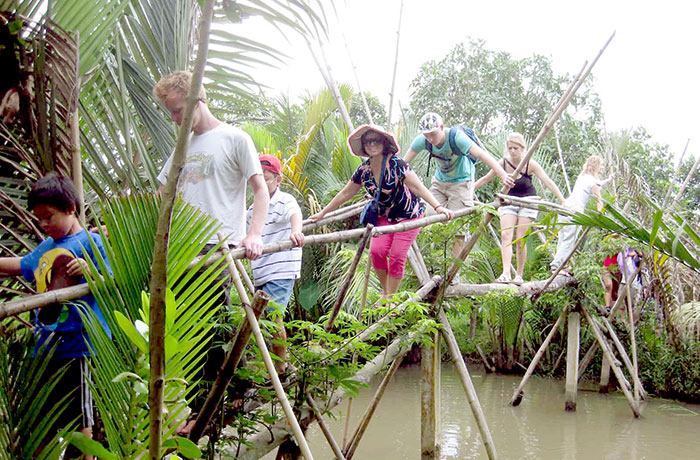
[307,395,347,460]
[564,312,580,411]
[510,307,567,406]
[438,308,498,460]
[581,305,639,417]
[599,355,611,393]
[625,280,641,402]
[325,225,373,332]
[421,330,440,460]
[600,317,647,400]
[188,290,268,442]
[343,348,408,460]
[219,235,315,459]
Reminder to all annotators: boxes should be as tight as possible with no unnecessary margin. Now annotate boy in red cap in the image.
[246,155,304,374]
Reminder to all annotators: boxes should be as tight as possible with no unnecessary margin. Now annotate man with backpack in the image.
[404,112,514,279]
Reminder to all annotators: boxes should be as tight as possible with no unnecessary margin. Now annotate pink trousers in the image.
[369,215,422,279]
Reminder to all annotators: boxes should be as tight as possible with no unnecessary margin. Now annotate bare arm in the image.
[240,174,270,260]
[309,181,362,221]
[289,212,305,247]
[530,160,566,204]
[0,257,22,276]
[404,172,454,220]
[474,169,497,190]
[403,147,419,164]
[469,145,515,188]
[591,184,603,211]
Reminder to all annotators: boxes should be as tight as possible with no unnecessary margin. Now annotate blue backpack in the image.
[424,125,482,175]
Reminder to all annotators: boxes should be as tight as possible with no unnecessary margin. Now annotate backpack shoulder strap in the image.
[448,127,461,156]
[424,138,433,154]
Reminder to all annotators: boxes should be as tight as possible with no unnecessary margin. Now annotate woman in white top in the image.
[550,155,609,272]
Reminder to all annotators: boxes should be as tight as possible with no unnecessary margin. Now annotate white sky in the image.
[232,0,698,162]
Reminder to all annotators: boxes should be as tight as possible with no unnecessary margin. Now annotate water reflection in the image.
[264,365,700,459]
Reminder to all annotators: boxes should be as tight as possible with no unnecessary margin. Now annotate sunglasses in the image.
[363,137,384,146]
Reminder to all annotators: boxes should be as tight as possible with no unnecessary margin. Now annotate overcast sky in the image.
[232,0,698,162]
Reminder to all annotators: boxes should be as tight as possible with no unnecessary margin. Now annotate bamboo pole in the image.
[0,283,90,319]
[420,330,440,460]
[307,395,347,460]
[234,259,255,295]
[188,290,269,442]
[343,348,408,460]
[325,225,373,332]
[599,355,612,393]
[336,14,373,125]
[386,0,404,127]
[564,310,581,411]
[577,342,598,380]
[438,308,498,460]
[624,272,640,402]
[661,138,690,208]
[447,273,577,298]
[600,316,647,400]
[669,148,699,211]
[581,305,640,417]
[553,122,572,194]
[510,307,566,406]
[306,38,354,132]
[148,3,215,456]
[219,235,315,460]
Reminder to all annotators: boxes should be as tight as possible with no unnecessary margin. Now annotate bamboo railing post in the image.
[510,307,566,406]
[343,348,408,460]
[218,235,315,460]
[564,309,581,411]
[307,395,347,460]
[581,305,640,417]
[234,258,256,295]
[438,308,498,460]
[188,290,269,442]
[147,3,215,456]
[421,329,440,460]
[325,225,373,332]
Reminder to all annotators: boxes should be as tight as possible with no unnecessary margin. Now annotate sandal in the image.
[512,275,524,285]
[495,273,511,283]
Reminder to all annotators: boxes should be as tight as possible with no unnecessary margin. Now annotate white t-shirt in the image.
[566,174,599,213]
[246,189,303,286]
[158,123,261,244]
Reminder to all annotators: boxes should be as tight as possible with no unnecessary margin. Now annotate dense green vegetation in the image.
[1,0,699,458]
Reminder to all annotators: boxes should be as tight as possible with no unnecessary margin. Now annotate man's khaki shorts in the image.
[425,178,474,216]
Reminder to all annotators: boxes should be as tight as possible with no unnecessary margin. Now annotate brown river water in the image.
[275,365,700,460]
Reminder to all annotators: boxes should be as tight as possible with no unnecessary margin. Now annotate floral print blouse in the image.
[351,155,424,222]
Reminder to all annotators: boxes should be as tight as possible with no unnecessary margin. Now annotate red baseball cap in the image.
[259,155,282,175]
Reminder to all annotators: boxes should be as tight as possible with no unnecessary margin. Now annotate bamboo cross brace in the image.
[438,308,498,460]
[343,347,409,460]
[188,290,269,442]
[307,395,348,460]
[218,234,315,460]
[325,225,373,332]
[580,304,640,417]
[235,258,255,295]
[510,307,567,406]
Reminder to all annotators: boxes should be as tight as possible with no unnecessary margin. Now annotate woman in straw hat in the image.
[310,125,453,297]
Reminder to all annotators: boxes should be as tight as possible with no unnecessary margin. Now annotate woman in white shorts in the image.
[475,133,566,283]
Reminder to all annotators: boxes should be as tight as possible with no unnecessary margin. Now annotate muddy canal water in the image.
[294,365,700,459]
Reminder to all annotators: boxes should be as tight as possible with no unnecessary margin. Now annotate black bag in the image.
[359,155,388,226]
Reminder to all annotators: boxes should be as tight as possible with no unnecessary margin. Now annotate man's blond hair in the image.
[153,70,206,102]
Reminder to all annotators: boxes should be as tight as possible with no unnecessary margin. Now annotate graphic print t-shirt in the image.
[158,123,262,244]
[20,230,111,358]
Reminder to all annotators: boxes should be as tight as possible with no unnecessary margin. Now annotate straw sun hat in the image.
[347,125,400,158]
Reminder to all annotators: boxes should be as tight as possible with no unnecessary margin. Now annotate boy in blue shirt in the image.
[0,172,111,456]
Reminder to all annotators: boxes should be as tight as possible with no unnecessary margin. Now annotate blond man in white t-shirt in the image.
[154,70,269,259]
